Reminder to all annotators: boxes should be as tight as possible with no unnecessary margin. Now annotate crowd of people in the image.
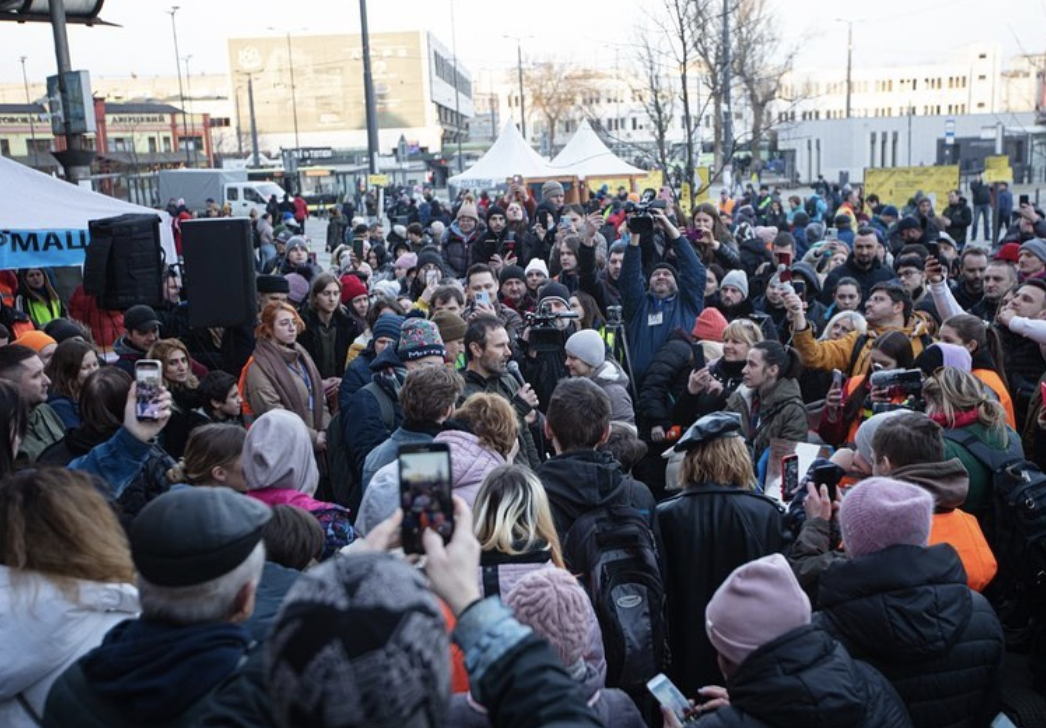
[1,173,1045,728]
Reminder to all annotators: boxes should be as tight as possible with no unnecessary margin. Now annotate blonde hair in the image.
[454,393,519,457]
[679,436,757,490]
[819,310,868,342]
[923,367,1008,439]
[147,338,200,389]
[473,464,564,567]
[722,319,764,348]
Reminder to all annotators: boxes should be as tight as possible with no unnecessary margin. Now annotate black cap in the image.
[257,274,291,294]
[131,488,272,587]
[123,305,160,333]
[672,412,743,452]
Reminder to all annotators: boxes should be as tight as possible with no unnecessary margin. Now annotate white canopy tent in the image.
[0,155,177,271]
[550,119,647,178]
[448,121,559,189]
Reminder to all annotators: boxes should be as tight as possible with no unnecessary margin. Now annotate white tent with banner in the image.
[0,155,177,271]
[448,120,559,189]
[550,119,648,180]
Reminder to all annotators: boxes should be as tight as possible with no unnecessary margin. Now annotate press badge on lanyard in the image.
[647,311,663,327]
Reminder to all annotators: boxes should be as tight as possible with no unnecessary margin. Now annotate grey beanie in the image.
[565,329,606,368]
[853,409,907,466]
[720,269,750,300]
[1020,239,1046,265]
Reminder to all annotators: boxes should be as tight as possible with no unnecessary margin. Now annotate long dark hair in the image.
[0,380,28,478]
[751,340,802,381]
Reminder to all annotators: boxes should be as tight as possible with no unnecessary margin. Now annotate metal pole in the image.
[517,40,526,138]
[247,74,260,167]
[845,21,853,119]
[19,56,39,169]
[234,82,243,158]
[359,0,379,175]
[286,32,300,150]
[184,55,198,166]
[48,0,92,184]
[722,0,732,177]
[169,6,191,166]
[450,0,463,172]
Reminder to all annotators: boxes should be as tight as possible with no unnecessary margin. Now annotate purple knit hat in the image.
[705,554,811,667]
[505,569,592,669]
[839,477,934,558]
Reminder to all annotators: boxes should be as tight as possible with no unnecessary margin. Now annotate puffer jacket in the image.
[637,333,701,437]
[588,358,634,425]
[442,222,482,278]
[816,544,1004,728]
[689,624,913,728]
[434,428,506,506]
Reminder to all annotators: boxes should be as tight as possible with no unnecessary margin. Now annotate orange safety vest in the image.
[929,510,997,592]
[972,368,1016,430]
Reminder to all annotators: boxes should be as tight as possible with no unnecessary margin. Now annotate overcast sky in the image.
[1,0,1044,86]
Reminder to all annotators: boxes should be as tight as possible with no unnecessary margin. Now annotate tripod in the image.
[604,305,638,401]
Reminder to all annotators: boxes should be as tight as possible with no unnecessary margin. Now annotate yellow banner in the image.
[985,155,1010,170]
[864,166,959,211]
[984,156,1012,183]
[680,182,692,216]
[636,170,663,193]
[586,178,633,195]
[696,166,710,197]
[367,174,389,186]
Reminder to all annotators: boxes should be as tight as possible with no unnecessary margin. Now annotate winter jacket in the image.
[816,544,1004,728]
[943,422,1016,516]
[891,460,998,592]
[819,255,898,305]
[20,403,66,465]
[585,359,634,425]
[791,313,935,377]
[460,369,541,470]
[43,619,254,728]
[442,222,482,278]
[247,488,353,560]
[361,424,438,491]
[725,379,809,462]
[112,335,147,377]
[619,234,706,386]
[578,241,621,313]
[943,197,973,246]
[68,285,123,353]
[343,349,404,477]
[0,568,138,728]
[337,345,376,411]
[688,624,913,728]
[672,357,746,428]
[657,484,789,694]
[537,449,658,548]
[637,332,703,435]
[297,305,360,379]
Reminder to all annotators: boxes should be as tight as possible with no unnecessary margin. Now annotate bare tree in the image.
[524,60,597,153]
[632,34,678,176]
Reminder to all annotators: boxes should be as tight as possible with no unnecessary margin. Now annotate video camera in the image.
[523,302,579,353]
[868,368,925,414]
[625,189,668,235]
[606,305,623,326]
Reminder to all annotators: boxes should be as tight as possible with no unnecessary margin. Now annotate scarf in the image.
[250,338,325,433]
[930,409,981,429]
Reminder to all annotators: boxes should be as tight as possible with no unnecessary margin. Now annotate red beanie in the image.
[692,307,728,343]
[340,274,369,305]
[995,242,1020,263]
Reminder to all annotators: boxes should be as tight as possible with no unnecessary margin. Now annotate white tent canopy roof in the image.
[0,155,176,269]
[449,121,559,189]
[550,119,647,179]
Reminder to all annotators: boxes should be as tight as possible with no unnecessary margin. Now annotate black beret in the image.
[672,412,743,452]
[131,488,272,587]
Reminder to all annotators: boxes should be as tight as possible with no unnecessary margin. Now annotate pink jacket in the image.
[433,429,506,508]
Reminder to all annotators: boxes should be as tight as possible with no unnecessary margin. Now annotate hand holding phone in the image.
[811,462,845,502]
[782,454,800,501]
[135,360,164,421]
[399,443,454,555]
[647,674,692,724]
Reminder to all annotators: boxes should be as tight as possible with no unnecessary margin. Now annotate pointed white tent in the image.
[448,121,558,189]
[550,120,647,179]
[0,155,176,270]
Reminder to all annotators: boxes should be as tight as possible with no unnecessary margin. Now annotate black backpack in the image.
[562,503,667,691]
[944,428,1046,574]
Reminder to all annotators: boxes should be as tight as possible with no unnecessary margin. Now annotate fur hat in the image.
[839,477,934,557]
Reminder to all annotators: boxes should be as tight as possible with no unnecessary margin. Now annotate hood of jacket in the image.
[447,221,480,244]
[792,261,823,295]
[817,544,972,662]
[112,335,144,359]
[890,458,969,510]
[434,429,505,494]
[79,618,251,723]
[593,358,629,387]
[538,450,629,524]
[728,624,881,728]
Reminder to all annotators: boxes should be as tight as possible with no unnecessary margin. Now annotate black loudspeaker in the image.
[181,218,257,329]
[84,214,164,310]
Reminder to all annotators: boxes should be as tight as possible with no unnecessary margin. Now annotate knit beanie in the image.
[340,273,369,305]
[805,222,825,244]
[839,477,934,557]
[397,318,446,361]
[705,554,811,667]
[486,204,507,222]
[285,236,309,253]
[754,226,778,245]
[43,318,85,343]
[417,247,443,272]
[242,410,319,496]
[565,329,606,368]
[720,269,749,300]
[1020,239,1046,265]
[284,273,309,305]
[431,310,467,343]
[371,313,406,344]
[692,307,729,343]
[914,342,973,376]
[395,252,418,270]
[538,281,571,308]
[456,199,479,221]
[505,569,591,670]
[13,330,57,353]
[995,242,1020,263]
[267,552,449,727]
[499,265,526,286]
[651,261,678,280]
[792,211,810,228]
[853,409,907,465]
[524,258,549,277]
[542,180,565,200]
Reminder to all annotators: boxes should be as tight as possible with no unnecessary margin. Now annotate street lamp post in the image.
[168,6,191,166]
[359,0,380,175]
[502,35,530,139]
[268,28,301,151]
[835,19,854,119]
[18,56,39,169]
[183,54,198,166]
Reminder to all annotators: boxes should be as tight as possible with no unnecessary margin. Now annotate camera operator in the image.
[518,282,579,411]
[619,208,706,388]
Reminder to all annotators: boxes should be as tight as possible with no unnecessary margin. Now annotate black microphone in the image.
[506,360,526,387]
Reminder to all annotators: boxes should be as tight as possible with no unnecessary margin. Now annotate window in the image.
[27,138,51,153]
[245,188,265,203]
[0,139,9,156]
[227,187,239,201]
[163,136,172,152]
[869,132,877,168]
[148,137,157,153]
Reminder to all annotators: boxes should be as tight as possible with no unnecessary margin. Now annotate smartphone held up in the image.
[399,443,455,555]
[135,360,164,421]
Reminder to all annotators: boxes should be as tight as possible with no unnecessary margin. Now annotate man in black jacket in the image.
[819,228,898,305]
[970,174,993,242]
[942,189,973,247]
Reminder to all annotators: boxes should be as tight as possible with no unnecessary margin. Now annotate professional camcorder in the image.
[868,368,925,413]
[523,303,579,353]
[625,189,668,235]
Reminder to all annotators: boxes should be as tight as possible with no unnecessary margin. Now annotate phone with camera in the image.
[425,269,440,287]
[832,368,845,389]
[398,442,454,555]
[1019,194,1030,207]
[792,280,806,297]
[475,290,491,307]
[811,463,845,501]
[512,174,523,186]
[646,674,691,723]
[782,454,800,501]
[924,239,948,268]
[135,359,164,421]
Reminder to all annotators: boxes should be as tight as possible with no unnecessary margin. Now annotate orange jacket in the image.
[929,510,997,592]
[972,368,1016,430]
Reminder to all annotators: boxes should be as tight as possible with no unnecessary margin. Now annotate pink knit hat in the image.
[705,554,811,667]
[505,569,592,669]
[839,477,933,558]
